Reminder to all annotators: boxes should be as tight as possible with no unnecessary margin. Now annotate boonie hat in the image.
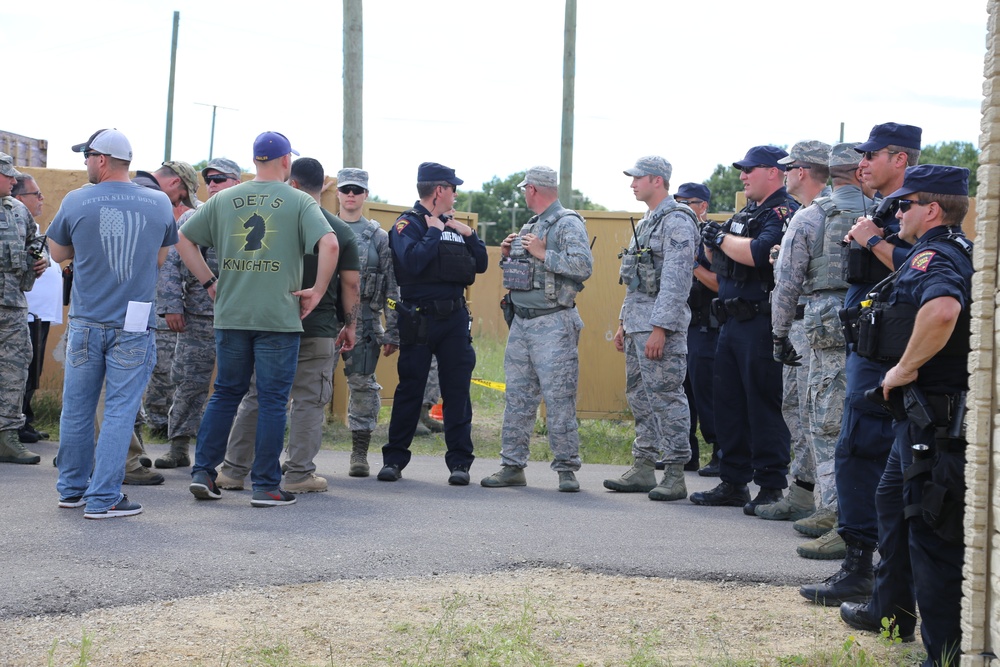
[674,182,711,203]
[624,156,672,182]
[517,166,558,189]
[855,122,922,152]
[72,128,133,161]
[253,131,299,161]
[733,146,788,170]
[887,164,969,198]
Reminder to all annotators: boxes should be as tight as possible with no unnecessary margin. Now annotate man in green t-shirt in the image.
[176,131,344,508]
[218,157,361,493]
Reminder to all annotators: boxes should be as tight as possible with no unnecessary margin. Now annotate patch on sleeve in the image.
[909,250,936,272]
[395,219,409,233]
[670,238,690,250]
[772,206,792,221]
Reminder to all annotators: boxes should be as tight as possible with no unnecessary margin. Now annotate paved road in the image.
[2,440,835,619]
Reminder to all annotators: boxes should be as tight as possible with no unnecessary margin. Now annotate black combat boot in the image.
[799,543,874,606]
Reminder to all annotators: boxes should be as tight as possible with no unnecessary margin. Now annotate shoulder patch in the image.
[772,206,792,221]
[910,250,936,272]
[670,238,690,250]
[395,219,409,233]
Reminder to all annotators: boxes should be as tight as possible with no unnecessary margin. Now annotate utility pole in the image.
[343,0,363,168]
[164,10,179,162]
[195,103,238,159]
[559,0,577,206]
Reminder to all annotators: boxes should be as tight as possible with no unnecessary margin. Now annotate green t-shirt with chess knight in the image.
[180,180,331,332]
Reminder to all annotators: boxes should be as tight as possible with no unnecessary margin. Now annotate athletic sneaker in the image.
[250,489,297,507]
[189,470,222,500]
[84,495,143,519]
[58,495,86,509]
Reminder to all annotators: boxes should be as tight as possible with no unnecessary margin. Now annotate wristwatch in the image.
[866,234,884,250]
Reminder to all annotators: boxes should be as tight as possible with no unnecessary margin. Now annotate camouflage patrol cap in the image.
[202,157,241,181]
[337,168,369,190]
[777,140,832,166]
[829,142,862,167]
[0,153,23,178]
[624,156,672,182]
[517,166,558,189]
[162,160,199,208]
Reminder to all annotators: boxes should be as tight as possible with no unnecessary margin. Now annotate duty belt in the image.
[513,304,569,320]
[712,297,771,322]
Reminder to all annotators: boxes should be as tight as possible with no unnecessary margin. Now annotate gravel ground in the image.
[0,568,921,666]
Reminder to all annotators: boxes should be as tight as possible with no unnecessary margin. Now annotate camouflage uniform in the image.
[773,184,871,512]
[144,323,176,432]
[341,215,399,432]
[619,197,698,464]
[157,206,218,441]
[500,199,592,472]
[0,195,40,437]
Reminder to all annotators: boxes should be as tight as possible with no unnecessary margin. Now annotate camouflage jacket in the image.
[157,208,216,317]
[0,196,44,307]
[354,217,399,346]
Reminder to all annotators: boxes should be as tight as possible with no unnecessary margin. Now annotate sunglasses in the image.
[675,198,702,205]
[83,151,105,160]
[338,185,366,195]
[784,164,811,170]
[862,149,900,161]
[737,165,773,174]
[897,199,932,213]
[204,175,233,184]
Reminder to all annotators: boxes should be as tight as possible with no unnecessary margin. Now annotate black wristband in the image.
[202,275,218,289]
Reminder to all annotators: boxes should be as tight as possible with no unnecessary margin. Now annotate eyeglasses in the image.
[338,185,366,195]
[737,165,772,174]
[18,191,42,197]
[204,175,233,184]
[83,151,105,160]
[897,199,932,213]
[861,149,900,161]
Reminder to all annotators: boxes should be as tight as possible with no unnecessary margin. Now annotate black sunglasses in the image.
[83,151,106,159]
[862,149,900,161]
[204,175,232,184]
[338,185,366,195]
[897,199,932,213]
[737,165,773,174]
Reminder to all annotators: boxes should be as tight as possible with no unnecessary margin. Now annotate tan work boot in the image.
[349,430,371,477]
[797,528,847,560]
[648,463,687,501]
[0,429,41,464]
[603,458,656,492]
[284,473,328,493]
[155,436,191,469]
[755,483,815,521]
[793,506,838,537]
[481,465,527,487]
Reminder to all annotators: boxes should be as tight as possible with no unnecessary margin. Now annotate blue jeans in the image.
[56,320,156,513]
[192,329,300,491]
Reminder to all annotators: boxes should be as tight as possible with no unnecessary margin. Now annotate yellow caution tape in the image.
[471,377,506,392]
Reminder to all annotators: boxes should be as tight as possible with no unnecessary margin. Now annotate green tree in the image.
[918,141,979,196]
[703,164,743,214]
[456,172,606,245]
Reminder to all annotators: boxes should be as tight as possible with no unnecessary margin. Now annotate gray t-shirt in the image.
[48,181,177,328]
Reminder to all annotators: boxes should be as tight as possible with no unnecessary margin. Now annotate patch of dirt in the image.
[0,568,918,666]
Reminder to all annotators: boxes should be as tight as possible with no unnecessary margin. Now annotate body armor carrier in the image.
[394,209,477,287]
[619,204,698,296]
[710,196,797,290]
[805,197,859,294]
[502,210,587,308]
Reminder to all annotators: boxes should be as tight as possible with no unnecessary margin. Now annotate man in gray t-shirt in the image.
[47,128,177,519]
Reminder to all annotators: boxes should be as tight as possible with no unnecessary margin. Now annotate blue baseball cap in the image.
[887,164,969,198]
[733,146,789,170]
[416,161,463,186]
[855,122,922,152]
[675,183,711,203]
[253,131,299,161]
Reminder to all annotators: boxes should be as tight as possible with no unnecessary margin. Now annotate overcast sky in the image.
[3,0,988,212]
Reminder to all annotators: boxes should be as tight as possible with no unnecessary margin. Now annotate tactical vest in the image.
[843,197,895,284]
[855,232,972,362]
[356,220,387,310]
[804,197,861,294]
[0,197,35,306]
[710,195,797,289]
[619,204,698,296]
[393,209,477,287]
[503,210,587,308]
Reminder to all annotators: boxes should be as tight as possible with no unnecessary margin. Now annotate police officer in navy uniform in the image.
[673,183,721,475]
[377,162,488,485]
[840,165,973,667]
[689,146,799,513]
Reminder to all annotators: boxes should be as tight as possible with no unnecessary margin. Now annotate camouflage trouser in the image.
[423,357,440,406]
[346,368,383,432]
[167,314,216,440]
[143,321,177,429]
[500,308,583,471]
[0,305,30,431]
[784,318,814,484]
[625,329,690,464]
